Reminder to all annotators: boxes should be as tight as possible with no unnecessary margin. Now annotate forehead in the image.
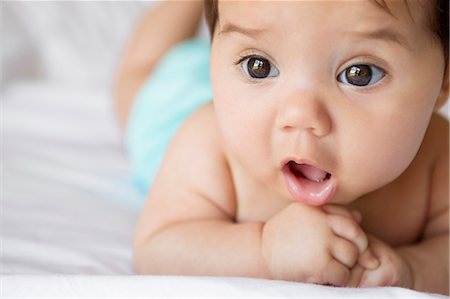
[216,1,433,50]
[217,0,430,33]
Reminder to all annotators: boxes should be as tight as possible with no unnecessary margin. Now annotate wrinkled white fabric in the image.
[2,81,143,275]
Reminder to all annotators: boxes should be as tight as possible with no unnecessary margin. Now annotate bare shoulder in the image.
[414,112,448,171]
[421,113,449,238]
[135,102,236,241]
[170,102,234,200]
[422,113,449,155]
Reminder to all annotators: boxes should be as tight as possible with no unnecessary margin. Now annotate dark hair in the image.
[204,0,449,67]
[204,0,218,38]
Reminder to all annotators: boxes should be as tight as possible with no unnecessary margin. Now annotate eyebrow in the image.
[218,22,267,39]
[353,28,413,51]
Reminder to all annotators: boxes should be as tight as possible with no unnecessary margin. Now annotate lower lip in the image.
[282,166,337,206]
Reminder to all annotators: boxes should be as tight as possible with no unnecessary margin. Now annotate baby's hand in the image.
[348,235,413,288]
[261,203,378,286]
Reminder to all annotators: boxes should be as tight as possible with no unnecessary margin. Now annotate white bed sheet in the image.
[4,275,447,298]
[3,81,143,275]
[2,81,447,298]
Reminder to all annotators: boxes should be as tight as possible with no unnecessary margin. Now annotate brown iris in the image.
[345,65,372,86]
[247,57,271,78]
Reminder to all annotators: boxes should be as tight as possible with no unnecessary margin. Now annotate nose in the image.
[276,87,332,138]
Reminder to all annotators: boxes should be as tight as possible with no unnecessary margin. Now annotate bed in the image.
[2,2,448,298]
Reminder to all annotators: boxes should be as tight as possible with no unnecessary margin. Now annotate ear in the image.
[434,68,449,111]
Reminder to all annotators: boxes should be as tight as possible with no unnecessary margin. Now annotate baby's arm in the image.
[354,115,449,294]
[133,104,269,277]
[134,104,376,285]
[115,1,204,127]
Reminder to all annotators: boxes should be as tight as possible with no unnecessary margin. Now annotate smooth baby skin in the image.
[133,1,449,294]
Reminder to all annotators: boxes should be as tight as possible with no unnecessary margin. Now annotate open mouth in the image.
[282,160,336,205]
[287,161,332,183]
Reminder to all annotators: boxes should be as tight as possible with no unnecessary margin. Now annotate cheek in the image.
[211,69,274,172]
[213,86,268,156]
[340,105,431,193]
[338,56,442,193]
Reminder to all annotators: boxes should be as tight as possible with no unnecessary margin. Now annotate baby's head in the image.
[204,1,449,205]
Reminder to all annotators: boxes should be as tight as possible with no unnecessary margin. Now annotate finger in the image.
[347,265,364,287]
[322,205,353,218]
[350,210,362,224]
[322,205,362,223]
[358,248,380,270]
[321,259,351,287]
[327,215,368,254]
[359,267,387,287]
[330,237,359,268]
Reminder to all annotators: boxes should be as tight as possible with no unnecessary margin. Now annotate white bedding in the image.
[2,81,447,298]
[4,275,447,298]
[2,81,143,275]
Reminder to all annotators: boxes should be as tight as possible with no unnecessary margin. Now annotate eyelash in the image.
[234,53,257,66]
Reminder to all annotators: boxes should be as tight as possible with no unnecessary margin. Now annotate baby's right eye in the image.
[239,56,280,79]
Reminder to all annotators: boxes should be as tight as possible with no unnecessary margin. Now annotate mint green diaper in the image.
[125,39,212,194]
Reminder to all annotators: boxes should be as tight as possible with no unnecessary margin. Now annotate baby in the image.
[115,0,449,294]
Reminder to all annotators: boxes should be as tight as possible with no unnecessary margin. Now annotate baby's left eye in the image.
[337,64,385,87]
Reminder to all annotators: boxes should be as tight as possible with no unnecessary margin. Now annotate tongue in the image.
[293,163,328,182]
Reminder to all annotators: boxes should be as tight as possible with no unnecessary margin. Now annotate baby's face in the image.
[210,1,446,205]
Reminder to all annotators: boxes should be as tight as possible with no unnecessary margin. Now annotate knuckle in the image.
[349,225,368,251]
[334,241,358,267]
[346,221,361,239]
